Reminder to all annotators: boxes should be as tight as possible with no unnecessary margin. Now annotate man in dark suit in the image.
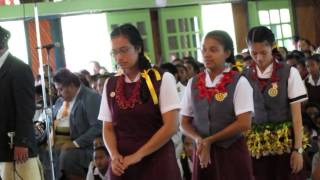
[0,26,41,179]
[52,68,102,179]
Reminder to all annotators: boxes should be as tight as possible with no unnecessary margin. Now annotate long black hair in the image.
[204,30,235,64]
[110,24,154,103]
[246,26,284,61]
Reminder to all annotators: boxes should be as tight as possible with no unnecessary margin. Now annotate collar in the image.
[124,73,140,83]
[254,59,281,79]
[255,63,273,79]
[68,86,81,105]
[93,167,108,179]
[204,67,230,88]
[307,74,320,86]
[0,50,9,69]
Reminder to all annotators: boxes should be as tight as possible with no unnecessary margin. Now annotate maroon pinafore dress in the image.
[106,75,181,180]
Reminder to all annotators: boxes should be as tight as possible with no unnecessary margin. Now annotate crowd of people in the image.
[1,22,320,180]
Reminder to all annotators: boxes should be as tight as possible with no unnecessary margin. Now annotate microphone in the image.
[37,42,61,49]
[7,132,15,149]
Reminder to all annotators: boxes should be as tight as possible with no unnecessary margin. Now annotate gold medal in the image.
[215,92,227,102]
[110,92,115,98]
[268,83,278,97]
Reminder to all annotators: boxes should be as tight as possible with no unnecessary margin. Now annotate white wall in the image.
[0,20,29,64]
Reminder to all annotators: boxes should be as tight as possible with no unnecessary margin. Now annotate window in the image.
[258,8,294,50]
[159,6,202,62]
[61,13,112,73]
[165,16,201,60]
[201,3,237,61]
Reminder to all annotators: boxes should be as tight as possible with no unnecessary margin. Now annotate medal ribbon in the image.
[140,68,161,105]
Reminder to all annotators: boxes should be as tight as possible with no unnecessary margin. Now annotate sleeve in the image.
[288,67,308,104]
[75,91,102,147]
[13,63,36,147]
[233,76,254,116]
[180,78,194,117]
[98,79,113,122]
[159,72,181,114]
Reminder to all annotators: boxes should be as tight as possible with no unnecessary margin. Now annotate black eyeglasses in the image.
[110,46,134,57]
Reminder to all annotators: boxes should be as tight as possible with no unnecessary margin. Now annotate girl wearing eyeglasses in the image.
[98,24,181,180]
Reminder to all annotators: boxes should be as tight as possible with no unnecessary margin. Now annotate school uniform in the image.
[98,72,181,180]
[243,62,308,180]
[181,68,254,180]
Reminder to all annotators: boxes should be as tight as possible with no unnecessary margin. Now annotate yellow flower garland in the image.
[245,121,310,159]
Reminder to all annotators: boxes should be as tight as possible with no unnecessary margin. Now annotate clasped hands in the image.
[196,138,212,169]
[111,152,142,176]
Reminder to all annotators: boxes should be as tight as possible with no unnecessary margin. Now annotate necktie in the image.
[61,101,70,118]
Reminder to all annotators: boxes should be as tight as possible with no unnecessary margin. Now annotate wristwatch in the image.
[293,147,304,154]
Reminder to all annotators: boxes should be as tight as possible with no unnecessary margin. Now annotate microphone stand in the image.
[33,4,55,180]
[8,132,16,180]
[44,48,56,180]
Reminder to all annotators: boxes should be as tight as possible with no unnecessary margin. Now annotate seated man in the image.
[53,68,102,179]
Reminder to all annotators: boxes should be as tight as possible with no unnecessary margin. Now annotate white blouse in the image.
[180,68,254,117]
[307,74,320,86]
[98,72,180,122]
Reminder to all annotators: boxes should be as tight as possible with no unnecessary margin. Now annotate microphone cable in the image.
[13,160,24,180]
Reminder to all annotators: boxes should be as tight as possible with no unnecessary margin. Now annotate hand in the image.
[123,152,142,168]
[14,146,29,164]
[290,151,303,173]
[195,138,203,156]
[198,139,211,169]
[111,154,125,176]
[60,141,76,150]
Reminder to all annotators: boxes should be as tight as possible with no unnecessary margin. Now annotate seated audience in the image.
[52,69,102,179]
[86,146,110,180]
[305,54,320,104]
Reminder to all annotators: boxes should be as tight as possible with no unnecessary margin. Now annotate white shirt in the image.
[98,72,180,122]
[0,50,9,69]
[172,130,183,158]
[176,81,186,101]
[256,63,308,104]
[180,68,254,117]
[307,74,320,86]
[56,88,80,128]
[177,157,193,178]
[86,162,109,180]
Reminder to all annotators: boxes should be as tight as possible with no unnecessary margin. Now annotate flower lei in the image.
[194,70,236,101]
[251,59,283,91]
[245,121,310,159]
[115,75,141,109]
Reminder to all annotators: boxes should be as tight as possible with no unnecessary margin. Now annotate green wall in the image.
[0,0,239,20]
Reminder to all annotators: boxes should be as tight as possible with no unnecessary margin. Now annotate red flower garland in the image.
[115,75,141,109]
[194,70,237,101]
[251,59,283,91]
